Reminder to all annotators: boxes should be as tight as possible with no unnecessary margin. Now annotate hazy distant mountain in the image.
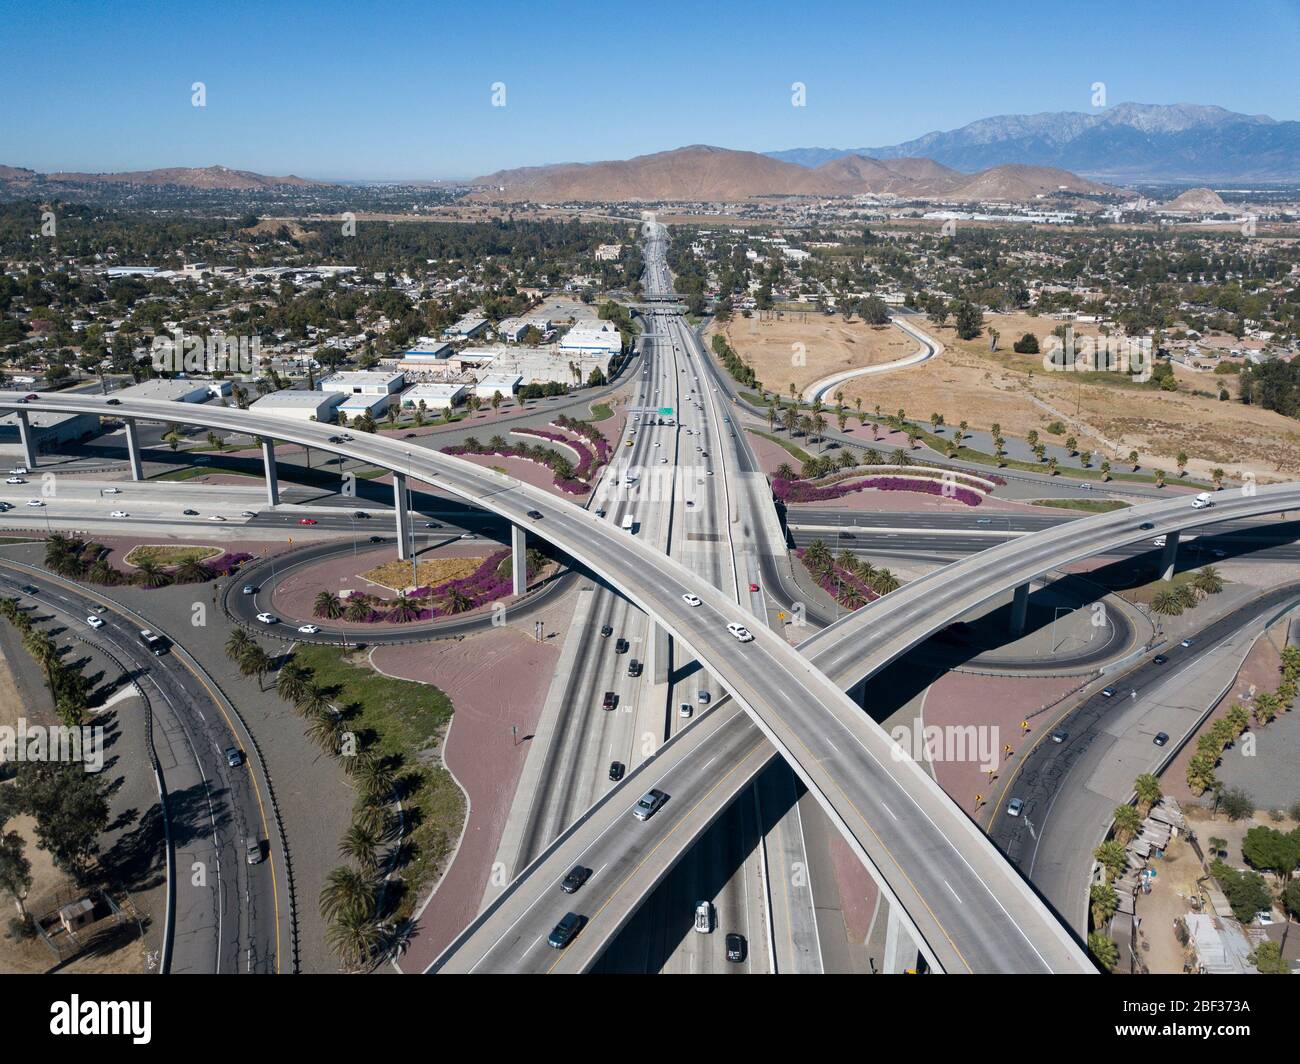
[0,164,326,190]
[1163,187,1229,212]
[768,102,1300,182]
[470,145,1108,202]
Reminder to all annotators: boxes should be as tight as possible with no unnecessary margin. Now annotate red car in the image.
[298,517,318,525]
[748,582,760,592]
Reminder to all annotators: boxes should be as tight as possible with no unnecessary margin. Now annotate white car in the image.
[208,514,226,522]
[682,593,702,607]
[5,476,24,484]
[255,613,278,624]
[297,624,320,635]
[85,616,105,629]
[726,622,754,643]
[240,511,257,518]
[26,499,43,507]
[103,487,121,494]
[9,467,27,475]
[109,510,129,518]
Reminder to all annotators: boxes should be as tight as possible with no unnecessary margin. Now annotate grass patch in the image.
[123,544,223,568]
[360,556,481,591]
[154,465,259,482]
[588,402,614,421]
[290,643,463,921]
[747,428,814,465]
[1031,498,1131,513]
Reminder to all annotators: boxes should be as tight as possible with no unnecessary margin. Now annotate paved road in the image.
[0,562,283,973]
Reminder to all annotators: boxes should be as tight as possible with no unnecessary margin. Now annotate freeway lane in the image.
[0,392,1095,973]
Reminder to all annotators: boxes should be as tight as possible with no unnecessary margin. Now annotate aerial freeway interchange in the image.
[2,230,1297,975]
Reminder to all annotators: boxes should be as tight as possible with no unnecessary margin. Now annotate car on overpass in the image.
[547,912,584,949]
[632,788,668,821]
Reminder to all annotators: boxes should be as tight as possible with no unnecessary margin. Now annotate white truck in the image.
[1192,491,1213,509]
[621,513,635,533]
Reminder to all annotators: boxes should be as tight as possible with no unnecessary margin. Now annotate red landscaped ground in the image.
[370,627,558,969]
[268,540,499,625]
[917,671,1080,817]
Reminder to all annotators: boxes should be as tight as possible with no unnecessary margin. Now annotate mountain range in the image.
[0,164,324,190]
[767,102,1300,183]
[469,145,1110,203]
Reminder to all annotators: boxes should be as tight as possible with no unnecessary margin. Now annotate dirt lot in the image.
[812,311,1300,481]
[710,312,917,396]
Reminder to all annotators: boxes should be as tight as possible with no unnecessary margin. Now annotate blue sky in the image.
[2,0,1299,180]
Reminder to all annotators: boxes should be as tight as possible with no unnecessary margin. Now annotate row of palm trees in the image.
[0,596,92,726]
[801,539,900,608]
[1088,771,1161,972]
[1149,566,1223,616]
[44,533,215,589]
[1186,644,1298,798]
[226,631,401,968]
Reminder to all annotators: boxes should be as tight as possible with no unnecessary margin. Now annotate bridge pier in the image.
[883,904,925,974]
[123,418,143,481]
[393,472,413,561]
[14,410,37,469]
[1159,530,1180,581]
[260,437,279,506]
[1009,581,1030,636]
[511,523,527,596]
[647,622,670,686]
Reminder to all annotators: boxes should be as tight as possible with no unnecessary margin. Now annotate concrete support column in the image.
[1010,581,1030,637]
[647,621,670,686]
[883,905,924,974]
[1159,530,1180,581]
[511,523,527,597]
[393,472,412,561]
[123,418,143,481]
[260,437,279,506]
[15,411,37,469]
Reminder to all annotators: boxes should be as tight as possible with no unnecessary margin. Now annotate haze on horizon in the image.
[3,0,1300,181]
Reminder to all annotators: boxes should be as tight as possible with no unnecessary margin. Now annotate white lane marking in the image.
[944,881,963,904]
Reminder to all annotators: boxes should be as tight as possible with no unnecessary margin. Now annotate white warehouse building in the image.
[402,382,469,412]
[249,390,346,423]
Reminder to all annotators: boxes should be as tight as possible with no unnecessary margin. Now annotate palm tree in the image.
[339,824,381,874]
[775,462,796,481]
[238,645,273,690]
[1191,566,1223,596]
[1134,774,1162,817]
[442,588,475,614]
[1100,459,1111,481]
[1112,804,1141,844]
[319,866,375,923]
[1150,589,1183,616]
[306,707,345,755]
[131,558,170,588]
[870,569,900,595]
[1211,468,1225,490]
[276,661,311,705]
[174,558,212,583]
[387,595,420,623]
[1176,451,1188,477]
[356,757,397,803]
[1087,932,1118,971]
[1154,468,1166,488]
[352,800,389,839]
[295,682,333,719]
[1093,840,1127,882]
[1090,882,1119,928]
[1128,450,1140,471]
[226,629,254,663]
[803,539,832,572]
[313,591,344,619]
[1252,691,1281,726]
[345,598,373,623]
[1186,753,1218,795]
[327,908,382,972]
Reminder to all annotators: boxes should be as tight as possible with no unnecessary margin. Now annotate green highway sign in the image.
[658,407,674,416]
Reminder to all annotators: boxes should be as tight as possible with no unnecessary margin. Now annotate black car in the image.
[354,511,370,518]
[368,535,384,543]
[424,521,442,529]
[183,509,199,515]
[548,912,584,949]
[560,866,591,894]
[106,397,122,406]
[1050,730,1068,744]
[1153,654,1168,665]
[608,761,625,782]
[1139,521,1155,530]
[614,637,629,654]
[527,510,543,520]
[725,933,746,963]
[602,691,617,711]
[1153,731,1170,747]
[627,659,642,678]
[600,624,613,638]
[19,585,38,595]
